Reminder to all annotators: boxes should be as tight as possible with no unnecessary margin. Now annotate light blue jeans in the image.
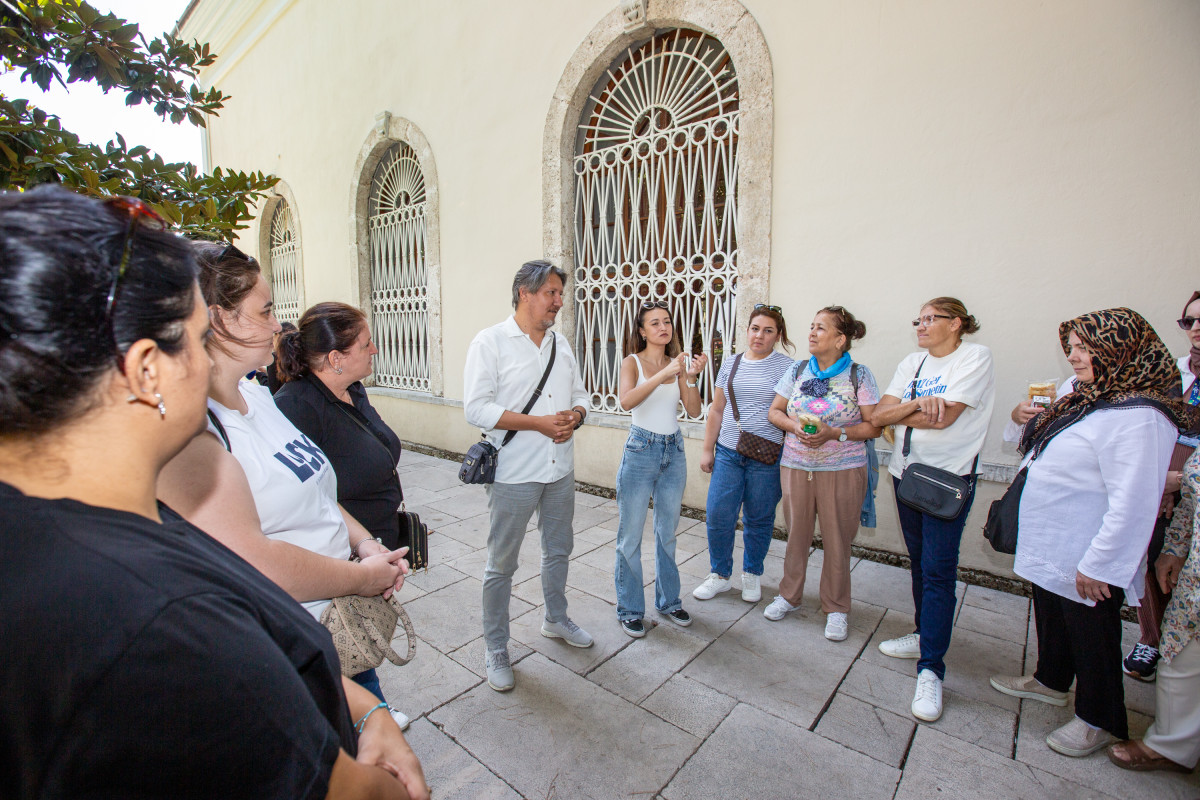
[705,442,782,577]
[614,425,686,621]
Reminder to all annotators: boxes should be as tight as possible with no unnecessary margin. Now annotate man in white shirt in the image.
[463,260,594,692]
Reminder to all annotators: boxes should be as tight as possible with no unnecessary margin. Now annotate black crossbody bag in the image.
[459,335,557,485]
[894,358,978,521]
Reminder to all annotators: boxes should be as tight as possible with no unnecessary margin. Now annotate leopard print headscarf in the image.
[1019,307,1197,455]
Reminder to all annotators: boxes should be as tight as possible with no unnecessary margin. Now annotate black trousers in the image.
[1032,584,1128,738]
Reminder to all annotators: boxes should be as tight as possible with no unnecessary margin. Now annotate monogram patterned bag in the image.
[727,354,783,465]
[320,593,417,677]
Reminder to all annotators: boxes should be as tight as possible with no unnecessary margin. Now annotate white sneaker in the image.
[741,573,761,603]
[879,632,921,659]
[824,612,849,642]
[541,617,594,648]
[692,573,732,600]
[388,706,412,731]
[911,669,943,722]
[763,595,799,621]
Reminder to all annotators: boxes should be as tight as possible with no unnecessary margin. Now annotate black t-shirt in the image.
[274,374,403,547]
[0,483,356,799]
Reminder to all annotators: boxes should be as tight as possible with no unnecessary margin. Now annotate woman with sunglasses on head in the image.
[693,304,796,605]
[989,309,1194,759]
[0,186,426,799]
[157,244,420,733]
[614,299,707,638]
[764,306,881,641]
[872,297,994,723]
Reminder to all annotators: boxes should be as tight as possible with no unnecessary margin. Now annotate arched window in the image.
[573,29,738,417]
[266,197,302,325]
[368,141,430,392]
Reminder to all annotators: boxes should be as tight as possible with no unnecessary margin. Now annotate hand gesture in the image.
[552,410,578,444]
[656,357,683,385]
[1011,400,1045,425]
[684,353,708,377]
[536,412,575,442]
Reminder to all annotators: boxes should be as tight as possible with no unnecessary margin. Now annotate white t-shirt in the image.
[207,383,350,620]
[883,342,996,479]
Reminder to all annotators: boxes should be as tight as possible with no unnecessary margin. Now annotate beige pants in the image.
[778,465,867,614]
[1145,637,1200,769]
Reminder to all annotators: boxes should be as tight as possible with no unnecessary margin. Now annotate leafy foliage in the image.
[0,0,275,238]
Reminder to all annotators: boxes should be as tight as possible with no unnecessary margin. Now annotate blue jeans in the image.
[615,426,686,621]
[705,442,782,577]
[351,669,385,702]
[893,475,976,680]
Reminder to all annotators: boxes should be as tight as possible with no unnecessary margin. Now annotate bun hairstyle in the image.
[818,306,866,353]
[276,302,367,382]
[924,296,980,336]
[0,186,197,436]
[625,301,680,357]
[748,306,795,354]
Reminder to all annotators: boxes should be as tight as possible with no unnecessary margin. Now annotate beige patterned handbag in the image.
[320,594,417,677]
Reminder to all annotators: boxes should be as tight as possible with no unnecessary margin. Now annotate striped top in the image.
[714,351,795,450]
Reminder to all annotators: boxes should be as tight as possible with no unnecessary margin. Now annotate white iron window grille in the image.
[573,29,738,418]
[368,141,430,391]
[267,199,302,325]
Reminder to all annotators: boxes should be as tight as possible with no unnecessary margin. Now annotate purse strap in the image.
[500,334,557,449]
[901,356,978,479]
[333,398,404,505]
[726,353,744,426]
[207,409,231,452]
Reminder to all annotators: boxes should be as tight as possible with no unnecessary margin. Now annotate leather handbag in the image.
[983,466,1025,554]
[727,354,783,465]
[320,593,417,678]
[894,358,977,521]
[460,336,557,484]
[397,507,429,571]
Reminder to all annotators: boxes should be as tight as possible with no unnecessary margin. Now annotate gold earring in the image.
[155,393,166,419]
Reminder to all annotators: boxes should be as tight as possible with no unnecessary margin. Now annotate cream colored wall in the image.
[184,0,1200,576]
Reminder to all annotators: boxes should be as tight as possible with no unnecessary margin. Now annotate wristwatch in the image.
[838,428,848,443]
[572,408,585,430]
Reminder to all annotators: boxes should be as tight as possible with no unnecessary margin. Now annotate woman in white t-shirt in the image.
[872,297,995,724]
[158,243,414,729]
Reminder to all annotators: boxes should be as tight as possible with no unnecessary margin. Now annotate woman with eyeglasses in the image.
[157,245,421,735]
[764,306,881,641]
[693,304,796,605]
[0,186,426,799]
[614,299,707,638]
[872,297,994,723]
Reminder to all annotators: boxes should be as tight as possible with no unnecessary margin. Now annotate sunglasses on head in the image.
[641,300,669,310]
[218,242,254,263]
[102,196,168,327]
[1178,317,1200,330]
[753,303,782,313]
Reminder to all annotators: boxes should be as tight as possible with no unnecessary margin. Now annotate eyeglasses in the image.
[753,303,782,313]
[1178,317,1200,330]
[102,196,167,329]
[641,300,669,310]
[912,314,954,328]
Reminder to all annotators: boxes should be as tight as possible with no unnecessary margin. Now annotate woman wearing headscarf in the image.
[990,308,1196,759]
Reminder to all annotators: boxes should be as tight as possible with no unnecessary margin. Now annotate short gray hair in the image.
[511,260,568,309]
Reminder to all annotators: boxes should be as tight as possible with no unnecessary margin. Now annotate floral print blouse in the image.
[1161,448,1200,663]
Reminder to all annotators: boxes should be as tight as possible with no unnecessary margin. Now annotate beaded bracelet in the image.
[354,702,389,733]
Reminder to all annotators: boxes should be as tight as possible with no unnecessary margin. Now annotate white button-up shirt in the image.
[463,315,589,485]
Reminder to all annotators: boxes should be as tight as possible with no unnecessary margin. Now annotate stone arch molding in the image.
[350,114,443,396]
[255,179,305,323]
[543,0,773,358]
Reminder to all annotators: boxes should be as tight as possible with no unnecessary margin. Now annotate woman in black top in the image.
[0,187,427,800]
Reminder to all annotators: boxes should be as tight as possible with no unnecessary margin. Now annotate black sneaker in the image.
[660,608,692,627]
[620,618,646,638]
[1122,643,1159,682]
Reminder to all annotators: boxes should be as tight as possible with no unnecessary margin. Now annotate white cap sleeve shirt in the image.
[883,342,996,479]
[206,382,350,620]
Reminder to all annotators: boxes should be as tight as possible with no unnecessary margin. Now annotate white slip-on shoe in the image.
[1046,717,1116,757]
[988,674,1069,707]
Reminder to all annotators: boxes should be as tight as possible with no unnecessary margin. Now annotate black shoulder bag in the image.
[894,358,979,521]
[459,335,557,485]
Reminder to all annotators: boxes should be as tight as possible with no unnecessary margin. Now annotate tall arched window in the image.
[368,141,430,391]
[267,197,302,325]
[573,29,738,417]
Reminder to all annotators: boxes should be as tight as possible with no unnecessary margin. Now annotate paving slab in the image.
[426,485,493,520]
[943,625,1025,712]
[403,576,533,654]
[669,580,758,640]
[435,512,493,550]
[423,531,478,563]
[567,502,619,532]
[839,660,1017,757]
[639,674,738,738]
[663,703,900,800]
[962,583,1031,617]
[376,634,485,719]
[588,620,708,703]
[402,718,522,800]
[859,608,922,676]
[955,600,1029,645]
[560,559,620,604]
[814,693,916,768]
[400,503,462,531]
[849,558,917,613]
[574,491,610,507]
[402,467,466,493]
[896,724,1117,799]
[447,636,534,678]
[575,541,660,588]
[573,522,616,545]
[431,653,699,800]
[447,534,543,590]
[509,588,632,675]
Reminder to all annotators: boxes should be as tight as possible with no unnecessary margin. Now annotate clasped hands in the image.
[536,409,582,444]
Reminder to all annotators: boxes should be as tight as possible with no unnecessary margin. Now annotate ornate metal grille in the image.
[368,141,430,391]
[267,199,302,325]
[573,29,738,417]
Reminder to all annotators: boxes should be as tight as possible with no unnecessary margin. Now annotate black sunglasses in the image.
[1178,317,1200,331]
[641,300,669,310]
[753,303,782,313]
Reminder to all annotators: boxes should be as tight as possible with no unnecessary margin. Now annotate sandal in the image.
[1107,740,1192,773]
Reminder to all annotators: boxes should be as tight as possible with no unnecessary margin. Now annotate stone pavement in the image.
[378,448,1200,800]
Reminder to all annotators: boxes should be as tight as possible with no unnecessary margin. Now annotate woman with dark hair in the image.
[764,306,881,641]
[990,309,1194,758]
[157,243,415,731]
[613,300,707,638]
[694,304,795,605]
[873,296,994,723]
[0,186,426,798]
[266,320,298,393]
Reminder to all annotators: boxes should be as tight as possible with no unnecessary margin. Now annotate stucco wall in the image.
[183,0,1200,576]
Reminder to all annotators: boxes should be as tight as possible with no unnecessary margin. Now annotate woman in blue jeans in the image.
[614,300,707,638]
[873,297,995,723]
[694,305,795,604]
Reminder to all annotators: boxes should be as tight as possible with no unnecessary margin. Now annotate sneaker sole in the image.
[879,646,921,659]
[487,678,515,693]
[988,677,1069,707]
[540,627,594,648]
[620,621,646,639]
[741,592,762,603]
[912,704,943,722]
[1122,667,1157,683]
[1046,735,1113,758]
[692,585,732,600]
[825,629,848,642]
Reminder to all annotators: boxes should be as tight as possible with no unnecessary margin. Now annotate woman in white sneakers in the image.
[764,306,881,641]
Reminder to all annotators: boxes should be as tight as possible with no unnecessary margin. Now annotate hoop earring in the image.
[154,393,166,419]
